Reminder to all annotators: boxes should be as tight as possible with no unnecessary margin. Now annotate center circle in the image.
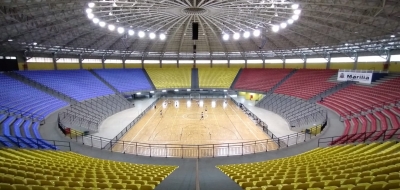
[182,7,207,15]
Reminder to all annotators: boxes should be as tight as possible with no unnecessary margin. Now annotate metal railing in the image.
[0,106,45,123]
[0,135,71,151]
[318,128,400,147]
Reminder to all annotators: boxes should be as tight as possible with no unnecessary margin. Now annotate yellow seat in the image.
[125,184,140,190]
[111,183,125,189]
[280,184,295,190]
[139,185,154,190]
[0,183,16,190]
[96,183,110,189]
[351,186,366,190]
[30,186,46,190]
[41,181,55,187]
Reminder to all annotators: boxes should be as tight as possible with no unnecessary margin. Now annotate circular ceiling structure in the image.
[0,0,399,59]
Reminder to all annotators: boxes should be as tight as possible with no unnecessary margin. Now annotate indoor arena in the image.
[0,0,400,190]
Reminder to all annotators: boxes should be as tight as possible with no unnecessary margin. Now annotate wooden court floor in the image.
[112,99,278,158]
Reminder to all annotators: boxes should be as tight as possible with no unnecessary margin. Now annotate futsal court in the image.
[112,98,278,157]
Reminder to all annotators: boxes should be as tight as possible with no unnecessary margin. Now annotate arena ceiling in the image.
[0,0,399,59]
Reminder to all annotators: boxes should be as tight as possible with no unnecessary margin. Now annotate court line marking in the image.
[227,100,260,140]
[122,101,162,153]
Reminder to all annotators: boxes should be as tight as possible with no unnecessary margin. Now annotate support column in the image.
[79,54,83,70]
[193,54,196,68]
[141,56,144,69]
[52,53,58,70]
[227,57,230,68]
[159,59,162,68]
[122,58,126,69]
[384,50,391,71]
[353,52,358,70]
[262,57,265,69]
[211,58,213,68]
[177,59,180,68]
[102,55,106,69]
[303,54,307,69]
[245,59,247,68]
[282,56,286,69]
[326,54,331,69]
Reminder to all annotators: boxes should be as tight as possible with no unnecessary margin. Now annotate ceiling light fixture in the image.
[233,33,240,40]
[88,2,95,8]
[291,4,299,9]
[272,25,280,32]
[243,31,250,38]
[128,30,134,36]
[223,33,229,41]
[160,33,166,40]
[92,18,99,24]
[287,19,294,24]
[280,23,287,29]
[117,27,124,34]
[149,32,156,39]
[138,31,145,38]
[253,29,260,37]
[108,24,115,31]
[86,8,92,14]
[87,13,94,19]
[99,21,106,27]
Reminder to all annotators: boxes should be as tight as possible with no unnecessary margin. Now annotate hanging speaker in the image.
[192,22,198,40]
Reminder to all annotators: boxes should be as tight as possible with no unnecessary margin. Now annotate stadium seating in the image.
[145,68,191,89]
[274,69,338,99]
[93,69,153,93]
[0,148,178,190]
[217,141,400,190]
[257,94,326,128]
[319,75,400,144]
[198,68,239,88]
[234,69,293,92]
[0,74,68,120]
[0,115,56,149]
[18,70,114,102]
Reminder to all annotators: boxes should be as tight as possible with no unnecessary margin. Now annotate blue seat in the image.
[94,69,153,93]
[32,122,57,150]
[13,118,33,148]
[0,114,7,124]
[0,74,68,121]
[0,136,13,147]
[2,116,28,148]
[18,70,115,102]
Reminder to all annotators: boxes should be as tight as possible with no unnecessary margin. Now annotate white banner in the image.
[337,71,373,84]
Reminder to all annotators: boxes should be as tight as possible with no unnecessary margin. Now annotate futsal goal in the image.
[190,93,201,100]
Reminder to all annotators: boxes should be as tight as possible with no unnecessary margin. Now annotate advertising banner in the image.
[337,71,373,84]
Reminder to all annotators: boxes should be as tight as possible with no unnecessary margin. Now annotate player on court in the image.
[160,110,163,117]
[200,112,204,120]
